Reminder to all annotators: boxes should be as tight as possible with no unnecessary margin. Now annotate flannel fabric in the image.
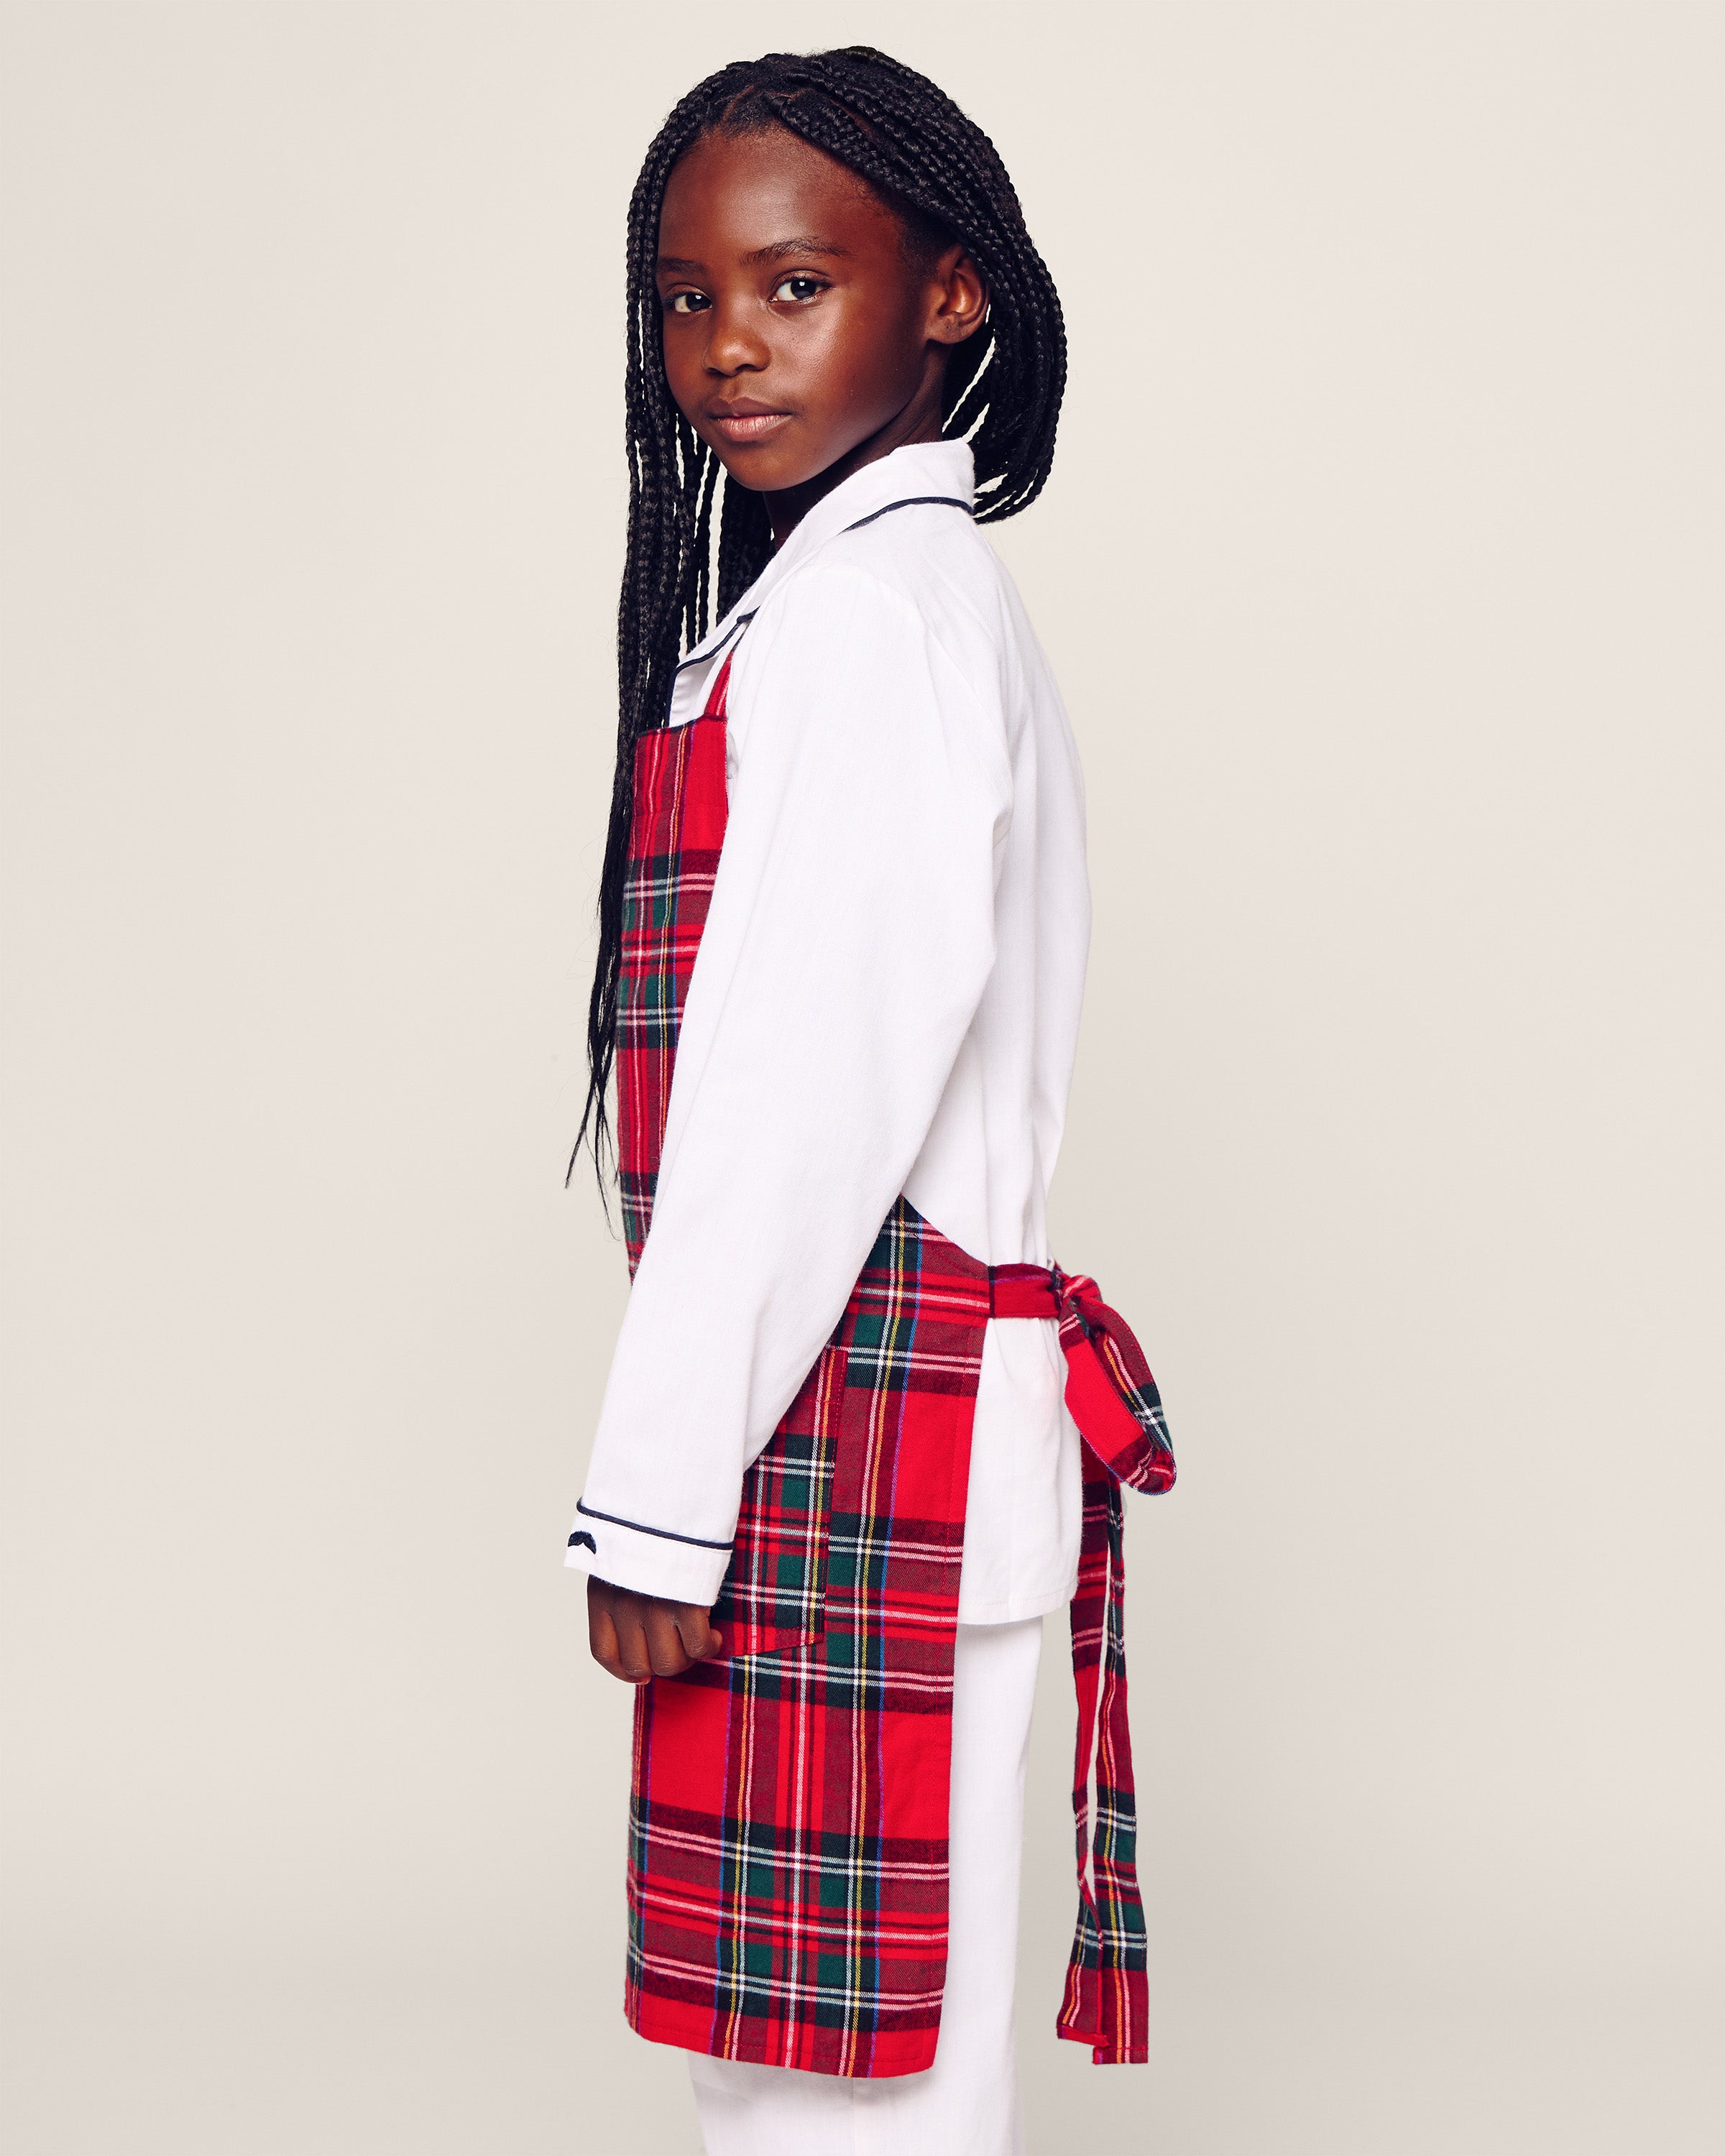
[617,686,730,1277]
[1058,1471,1149,2061]
[628,1199,992,2076]
[1052,1286,1172,2063]
[612,650,1175,2078]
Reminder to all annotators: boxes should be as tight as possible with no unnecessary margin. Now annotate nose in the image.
[703,293,769,377]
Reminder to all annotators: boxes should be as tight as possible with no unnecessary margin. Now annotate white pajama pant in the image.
[686,1614,1045,2156]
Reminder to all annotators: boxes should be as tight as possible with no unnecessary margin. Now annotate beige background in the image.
[3,4,1720,2152]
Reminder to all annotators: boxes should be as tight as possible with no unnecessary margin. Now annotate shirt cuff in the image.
[562,1501,735,1606]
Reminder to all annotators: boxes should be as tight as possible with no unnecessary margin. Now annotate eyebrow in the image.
[655,236,852,275]
[742,235,850,266]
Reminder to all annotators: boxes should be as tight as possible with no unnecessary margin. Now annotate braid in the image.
[568,47,1066,1192]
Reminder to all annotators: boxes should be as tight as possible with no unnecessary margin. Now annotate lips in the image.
[707,401,794,445]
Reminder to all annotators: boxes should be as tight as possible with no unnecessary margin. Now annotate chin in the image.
[712,448,817,494]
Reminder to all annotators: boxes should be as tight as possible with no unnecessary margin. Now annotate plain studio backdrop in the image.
[2,4,1720,2153]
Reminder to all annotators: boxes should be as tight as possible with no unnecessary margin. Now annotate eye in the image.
[772,275,826,304]
[666,290,711,315]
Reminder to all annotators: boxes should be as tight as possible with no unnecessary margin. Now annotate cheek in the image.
[790,300,916,407]
[659,328,703,412]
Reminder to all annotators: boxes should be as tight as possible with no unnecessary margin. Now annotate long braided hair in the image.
[568,46,1066,1192]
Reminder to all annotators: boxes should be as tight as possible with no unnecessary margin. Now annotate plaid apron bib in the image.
[606,642,1175,2076]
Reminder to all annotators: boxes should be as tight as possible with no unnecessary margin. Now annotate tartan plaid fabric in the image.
[617,669,730,1277]
[1057,1280,1177,1496]
[992,1264,1176,1499]
[1054,1289,1170,2060]
[612,650,1177,2078]
[707,1335,844,1657]
[627,1199,992,2076]
[1057,1469,1150,2063]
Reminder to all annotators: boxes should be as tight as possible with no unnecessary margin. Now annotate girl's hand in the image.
[586,1577,721,1684]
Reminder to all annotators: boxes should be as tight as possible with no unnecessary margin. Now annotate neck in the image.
[763,382,946,550]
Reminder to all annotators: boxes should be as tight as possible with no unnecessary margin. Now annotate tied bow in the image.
[989,1264,1176,1497]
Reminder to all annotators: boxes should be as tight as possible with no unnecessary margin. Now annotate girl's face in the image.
[656,126,986,528]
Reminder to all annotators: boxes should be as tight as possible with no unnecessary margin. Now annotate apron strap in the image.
[701,650,735,721]
[690,610,756,722]
[988,1258,1174,2064]
[1057,1457,1149,2063]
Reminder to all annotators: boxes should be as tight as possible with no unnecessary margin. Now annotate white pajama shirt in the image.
[566,438,1093,1626]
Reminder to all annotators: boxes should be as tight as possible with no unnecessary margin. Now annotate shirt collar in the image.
[679,438,975,669]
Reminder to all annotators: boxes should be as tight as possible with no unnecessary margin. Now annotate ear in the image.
[928,244,988,345]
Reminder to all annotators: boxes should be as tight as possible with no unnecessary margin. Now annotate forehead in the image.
[658,126,903,261]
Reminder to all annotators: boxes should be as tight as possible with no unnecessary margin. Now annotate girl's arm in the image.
[568,559,1011,1616]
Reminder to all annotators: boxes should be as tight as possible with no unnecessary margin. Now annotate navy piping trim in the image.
[842,494,975,533]
[673,610,757,677]
[574,1498,733,1551]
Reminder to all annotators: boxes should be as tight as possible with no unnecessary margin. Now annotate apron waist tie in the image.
[988,1261,1177,2065]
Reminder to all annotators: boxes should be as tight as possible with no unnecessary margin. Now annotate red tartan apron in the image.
[608,640,1175,2077]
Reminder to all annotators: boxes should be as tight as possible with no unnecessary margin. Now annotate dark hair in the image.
[567,45,1066,1194]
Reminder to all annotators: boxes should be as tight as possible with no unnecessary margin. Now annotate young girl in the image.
[564,47,1174,2155]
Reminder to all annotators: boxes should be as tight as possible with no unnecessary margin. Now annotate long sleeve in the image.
[568,561,1013,1603]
